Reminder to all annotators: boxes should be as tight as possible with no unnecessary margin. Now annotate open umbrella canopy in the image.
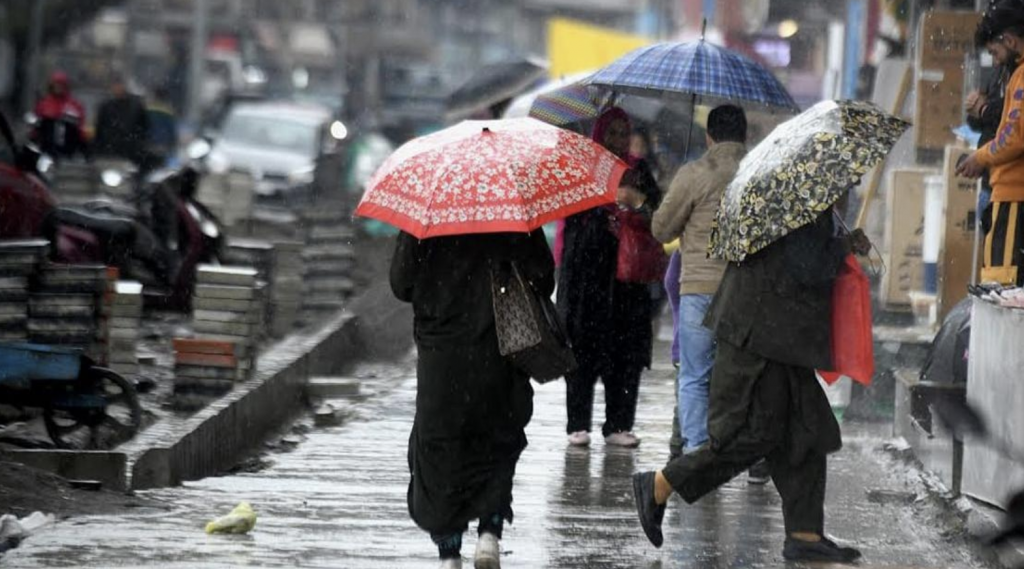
[355,118,629,239]
[709,100,910,262]
[445,57,549,121]
[585,40,800,113]
[503,71,595,120]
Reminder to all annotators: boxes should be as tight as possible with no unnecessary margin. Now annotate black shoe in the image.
[783,537,862,563]
[747,461,771,485]
[822,537,862,561]
[632,471,666,548]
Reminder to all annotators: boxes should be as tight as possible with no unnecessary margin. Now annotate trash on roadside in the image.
[205,502,257,535]
[0,511,55,552]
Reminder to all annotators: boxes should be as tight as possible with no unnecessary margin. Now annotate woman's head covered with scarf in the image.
[592,106,633,162]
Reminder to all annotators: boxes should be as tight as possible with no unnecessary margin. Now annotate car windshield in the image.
[221,112,319,157]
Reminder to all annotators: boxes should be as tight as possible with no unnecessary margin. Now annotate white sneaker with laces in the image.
[605,431,641,448]
[567,430,591,446]
[474,532,500,569]
[440,557,462,569]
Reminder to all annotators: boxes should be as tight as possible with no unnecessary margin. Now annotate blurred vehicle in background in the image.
[195,100,348,208]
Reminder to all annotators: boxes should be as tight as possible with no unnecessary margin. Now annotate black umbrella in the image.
[920,297,972,386]
[446,57,548,121]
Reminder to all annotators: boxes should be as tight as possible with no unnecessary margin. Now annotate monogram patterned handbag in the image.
[491,261,577,382]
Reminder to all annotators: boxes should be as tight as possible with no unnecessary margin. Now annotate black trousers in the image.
[662,343,831,535]
[982,200,1024,286]
[565,351,643,437]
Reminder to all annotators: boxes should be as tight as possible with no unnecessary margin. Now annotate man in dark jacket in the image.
[631,209,869,564]
[93,76,150,166]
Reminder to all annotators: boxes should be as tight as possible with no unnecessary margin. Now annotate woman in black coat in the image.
[557,107,662,449]
[391,229,554,569]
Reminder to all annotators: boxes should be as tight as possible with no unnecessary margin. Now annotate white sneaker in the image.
[474,532,500,569]
[605,431,641,448]
[567,430,591,446]
[440,558,462,569]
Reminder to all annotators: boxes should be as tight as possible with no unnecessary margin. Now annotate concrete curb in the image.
[130,310,360,489]
[0,450,128,491]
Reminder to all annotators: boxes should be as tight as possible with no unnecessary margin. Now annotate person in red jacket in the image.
[32,71,88,159]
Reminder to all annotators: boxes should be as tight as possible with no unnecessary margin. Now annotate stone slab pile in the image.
[104,281,143,377]
[174,265,264,410]
[51,162,98,205]
[268,241,305,337]
[172,338,248,411]
[28,264,110,362]
[0,240,48,342]
[302,210,356,322]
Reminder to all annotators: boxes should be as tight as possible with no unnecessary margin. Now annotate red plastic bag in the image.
[615,210,668,283]
[819,255,874,386]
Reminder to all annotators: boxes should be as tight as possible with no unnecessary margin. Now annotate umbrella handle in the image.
[836,212,886,278]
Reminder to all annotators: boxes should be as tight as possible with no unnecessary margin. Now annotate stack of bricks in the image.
[104,281,143,377]
[173,265,264,410]
[224,238,273,338]
[172,338,247,411]
[268,241,305,337]
[29,264,110,361]
[0,240,48,342]
[302,210,356,322]
[51,162,98,205]
[192,265,264,360]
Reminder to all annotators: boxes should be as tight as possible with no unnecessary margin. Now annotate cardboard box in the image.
[882,169,936,308]
[939,146,981,319]
[914,10,983,151]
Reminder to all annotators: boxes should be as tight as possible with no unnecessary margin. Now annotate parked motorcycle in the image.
[0,112,223,310]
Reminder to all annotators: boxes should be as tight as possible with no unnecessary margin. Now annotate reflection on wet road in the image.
[4,347,996,568]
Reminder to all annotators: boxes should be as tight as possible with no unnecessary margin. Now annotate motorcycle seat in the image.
[50,208,135,241]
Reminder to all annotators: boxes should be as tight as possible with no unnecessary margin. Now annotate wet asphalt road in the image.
[3,337,998,568]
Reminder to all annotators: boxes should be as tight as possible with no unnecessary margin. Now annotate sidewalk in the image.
[3,338,998,568]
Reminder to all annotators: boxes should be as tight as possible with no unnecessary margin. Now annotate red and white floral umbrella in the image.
[355,118,628,239]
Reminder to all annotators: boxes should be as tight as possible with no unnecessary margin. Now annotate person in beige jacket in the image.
[651,105,747,457]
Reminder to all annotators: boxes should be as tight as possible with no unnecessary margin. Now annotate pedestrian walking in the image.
[93,74,150,167]
[651,105,747,457]
[391,230,555,569]
[632,98,909,564]
[958,3,1024,286]
[633,208,870,563]
[367,117,627,568]
[558,107,663,449]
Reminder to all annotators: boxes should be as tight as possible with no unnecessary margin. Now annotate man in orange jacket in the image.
[959,2,1024,286]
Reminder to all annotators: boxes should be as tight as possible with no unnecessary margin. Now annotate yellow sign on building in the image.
[547,18,652,79]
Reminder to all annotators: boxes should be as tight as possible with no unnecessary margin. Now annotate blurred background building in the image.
[0,0,988,143]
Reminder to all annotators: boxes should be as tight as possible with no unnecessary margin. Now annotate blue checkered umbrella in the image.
[585,41,799,113]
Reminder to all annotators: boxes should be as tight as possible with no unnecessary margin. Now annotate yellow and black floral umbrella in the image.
[709,100,909,262]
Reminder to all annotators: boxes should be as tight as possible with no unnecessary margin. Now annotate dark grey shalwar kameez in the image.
[662,211,847,535]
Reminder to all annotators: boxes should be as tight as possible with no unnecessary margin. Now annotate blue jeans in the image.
[677,294,716,451]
